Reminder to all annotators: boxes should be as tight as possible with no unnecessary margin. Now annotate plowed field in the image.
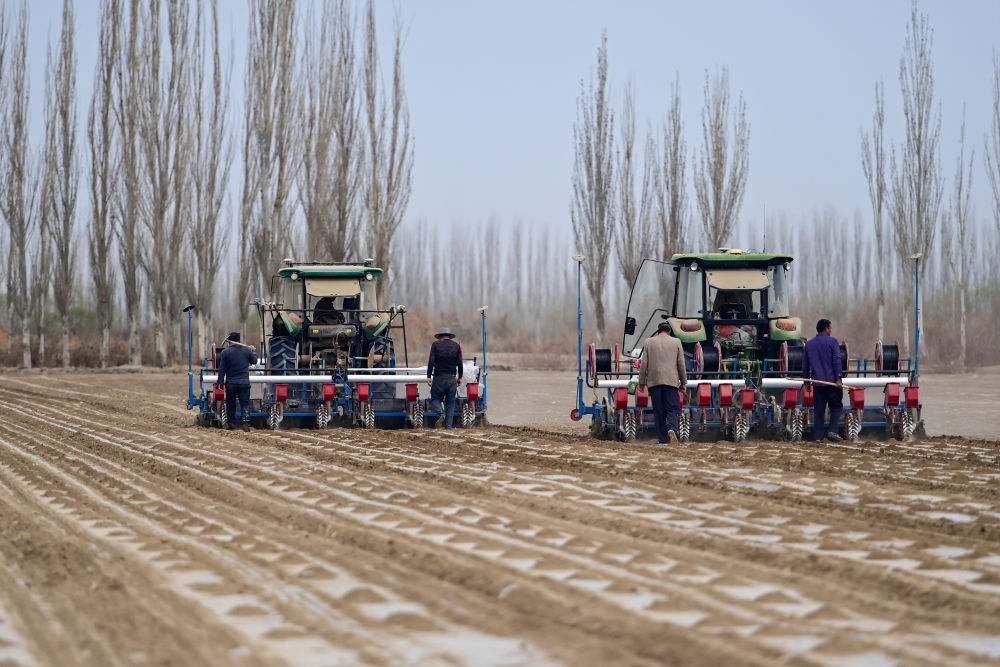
[0,369,998,666]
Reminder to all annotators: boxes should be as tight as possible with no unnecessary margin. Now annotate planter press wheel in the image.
[267,403,283,430]
[461,402,475,428]
[677,411,691,442]
[733,411,750,442]
[409,402,424,428]
[898,409,915,440]
[789,410,805,442]
[693,341,722,379]
[360,403,376,429]
[875,341,900,372]
[315,403,331,429]
[215,402,227,428]
[845,411,861,442]
[619,410,636,442]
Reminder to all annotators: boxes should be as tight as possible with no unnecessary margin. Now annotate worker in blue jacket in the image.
[801,318,843,442]
[217,332,258,432]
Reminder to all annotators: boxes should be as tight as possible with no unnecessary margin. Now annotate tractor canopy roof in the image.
[277,262,384,279]
[671,250,793,269]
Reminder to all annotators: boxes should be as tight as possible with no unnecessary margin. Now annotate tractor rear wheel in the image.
[269,336,297,370]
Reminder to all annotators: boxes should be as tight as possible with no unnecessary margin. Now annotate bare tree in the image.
[861,81,888,342]
[658,73,687,259]
[115,0,145,365]
[571,33,615,343]
[42,0,79,368]
[693,66,750,251]
[888,2,943,358]
[89,0,119,368]
[242,0,299,311]
[950,110,974,370]
[0,6,10,357]
[363,0,413,302]
[190,0,231,357]
[986,52,1000,241]
[301,0,362,263]
[614,81,655,285]
[132,0,191,367]
[0,4,36,368]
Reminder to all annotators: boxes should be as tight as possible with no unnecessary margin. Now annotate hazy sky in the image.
[26,0,1000,240]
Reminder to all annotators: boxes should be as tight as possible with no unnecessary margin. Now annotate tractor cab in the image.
[266,260,396,371]
[622,250,802,365]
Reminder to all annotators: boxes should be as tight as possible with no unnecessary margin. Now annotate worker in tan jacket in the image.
[637,322,688,444]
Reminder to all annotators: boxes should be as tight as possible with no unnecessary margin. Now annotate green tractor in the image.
[190,259,487,430]
[575,249,919,442]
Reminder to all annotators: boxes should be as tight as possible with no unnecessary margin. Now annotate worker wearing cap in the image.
[637,322,687,444]
[217,332,258,432]
[427,327,463,428]
[801,318,843,442]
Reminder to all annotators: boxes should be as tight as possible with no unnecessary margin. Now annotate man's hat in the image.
[434,326,455,339]
[227,331,241,342]
[656,321,672,334]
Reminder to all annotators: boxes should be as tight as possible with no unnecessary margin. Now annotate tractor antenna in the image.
[762,203,766,252]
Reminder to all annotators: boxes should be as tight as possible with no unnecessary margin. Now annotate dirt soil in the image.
[0,368,998,666]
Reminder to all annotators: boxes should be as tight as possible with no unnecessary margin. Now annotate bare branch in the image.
[693,66,750,250]
[658,73,687,259]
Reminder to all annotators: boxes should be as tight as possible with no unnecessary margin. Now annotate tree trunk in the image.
[38,328,45,369]
[959,287,966,371]
[173,319,183,366]
[594,294,607,345]
[154,308,167,367]
[100,326,110,369]
[901,306,910,360]
[62,315,71,369]
[21,321,31,369]
[128,307,141,366]
[876,292,884,342]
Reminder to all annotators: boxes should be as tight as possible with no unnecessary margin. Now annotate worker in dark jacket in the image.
[427,326,463,428]
[217,332,258,432]
[801,318,843,442]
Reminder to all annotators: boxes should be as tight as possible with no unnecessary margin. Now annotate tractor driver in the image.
[313,297,345,325]
[217,332,258,432]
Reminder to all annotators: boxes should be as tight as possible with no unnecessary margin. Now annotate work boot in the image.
[825,432,843,442]
[667,430,679,445]
[242,423,251,433]
[434,416,445,429]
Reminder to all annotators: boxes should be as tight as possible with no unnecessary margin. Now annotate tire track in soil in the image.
[1,379,999,665]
